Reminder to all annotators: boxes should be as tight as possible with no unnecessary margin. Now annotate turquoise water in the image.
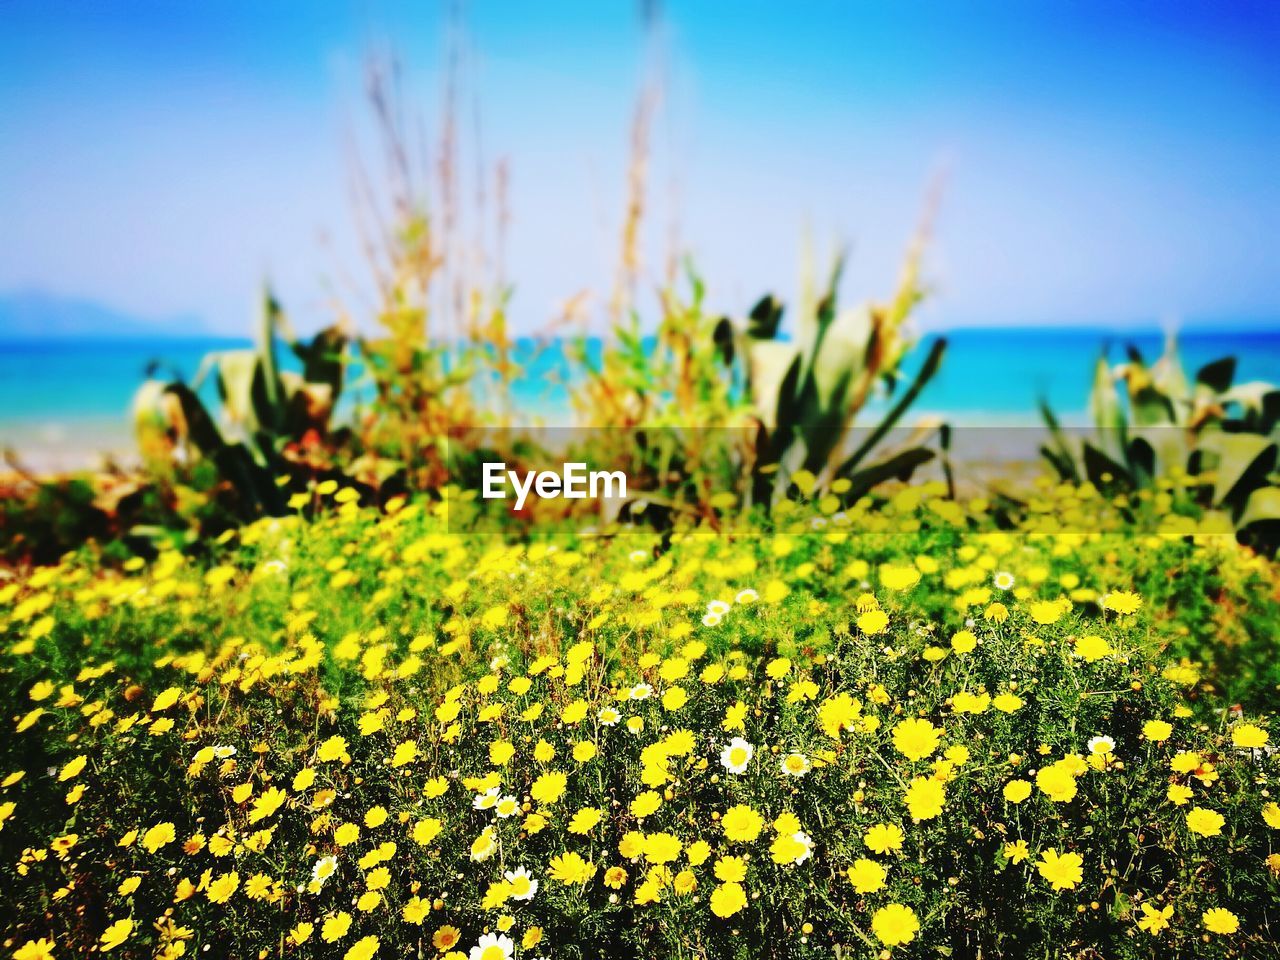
[2,329,1278,466]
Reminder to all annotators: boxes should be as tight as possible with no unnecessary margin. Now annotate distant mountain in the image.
[0,290,209,340]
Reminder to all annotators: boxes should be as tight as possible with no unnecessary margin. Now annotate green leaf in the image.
[1082,442,1132,490]
[1238,485,1280,530]
[1195,356,1236,393]
[1198,432,1278,508]
[839,447,936,501]
[837,337,946,476]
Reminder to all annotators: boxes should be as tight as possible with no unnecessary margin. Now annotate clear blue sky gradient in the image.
[1,0,1278,335]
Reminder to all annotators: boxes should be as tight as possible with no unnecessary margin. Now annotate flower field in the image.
[2,481,1278,959]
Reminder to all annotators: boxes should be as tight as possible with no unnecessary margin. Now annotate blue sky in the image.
[1,0,1278,335]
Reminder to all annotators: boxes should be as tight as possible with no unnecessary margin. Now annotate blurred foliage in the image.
[571,238,948,526]
[1040,335,1280,553]
[132,289,356,526]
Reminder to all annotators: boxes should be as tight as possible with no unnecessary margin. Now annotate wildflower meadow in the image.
[2,481,1278,959]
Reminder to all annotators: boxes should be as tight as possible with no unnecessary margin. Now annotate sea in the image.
[2,328,1278,471]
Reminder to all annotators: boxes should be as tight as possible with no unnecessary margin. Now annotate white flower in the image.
[719,737,754,774]
[495,795,520,818]
[470,830,498,862]
[628,550,649,563]
[503,866,539,901]
[469,932,515,960]
[473,786,500,811]
[212,745,237,759]
[598,707,621,726]
[993,571,1015,590]
[702,613,722,627]
[791,831,814,865]
[734,589,759,605]
[780,752,811,777]
[311,855,337,885]
[629,683,653,701]
[706,599,731,616]
[1087,735,1117,756]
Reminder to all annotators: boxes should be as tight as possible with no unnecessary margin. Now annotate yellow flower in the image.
[1202,907,1239,934]
[1004,840,1029,864]
[391,740,418,767]
[1003,780,1032,804]
[1142,720,1172,742]
[817,693,861,738]
[864,823,904,855]
[13,939,57,960]
[1035,762,1078,803]
[547,851,594,884]
[1263,802,1280,829]
[1137,903,1173,935]
[321,912,352,943]
[249,787,287,824]
[630,791,662,818]
[721,804,764,843]
[206,871,239,904]
[489,741,515,766]
[568,807,603,835]
[871,903,920,946]
[401,896,429,924]
[290,923,314,945]
[714,855,748,882]
[880,564,920,591]
[1073,635,1112,663]
[619,831,645,859]
[1232,723,1269,749]
[846,858,887,893]
[993,692,1024,713]
[643,832,682,864]
[1185,806,1225,837]
[603,866,628,889]
[857,609,889,635]
[1036,848,1083,891]
[1028,600,1065,625]
[412,817,442,846]
[151,687,183,712]
[317,735,350,764]
[432,926,461,952]
[57,755,87,782]
[769,832,810,865]
[762,580,789,604]
[709,881,747,918]
[142,821,176,853]
[470,829,497,862]
[344,935,379,960]
[1103,590,1143,615]
[99,919,134,952]
[530,772,567,805]
[950,630,977,654]
[891,718,942,762]
[904,776,945,821]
